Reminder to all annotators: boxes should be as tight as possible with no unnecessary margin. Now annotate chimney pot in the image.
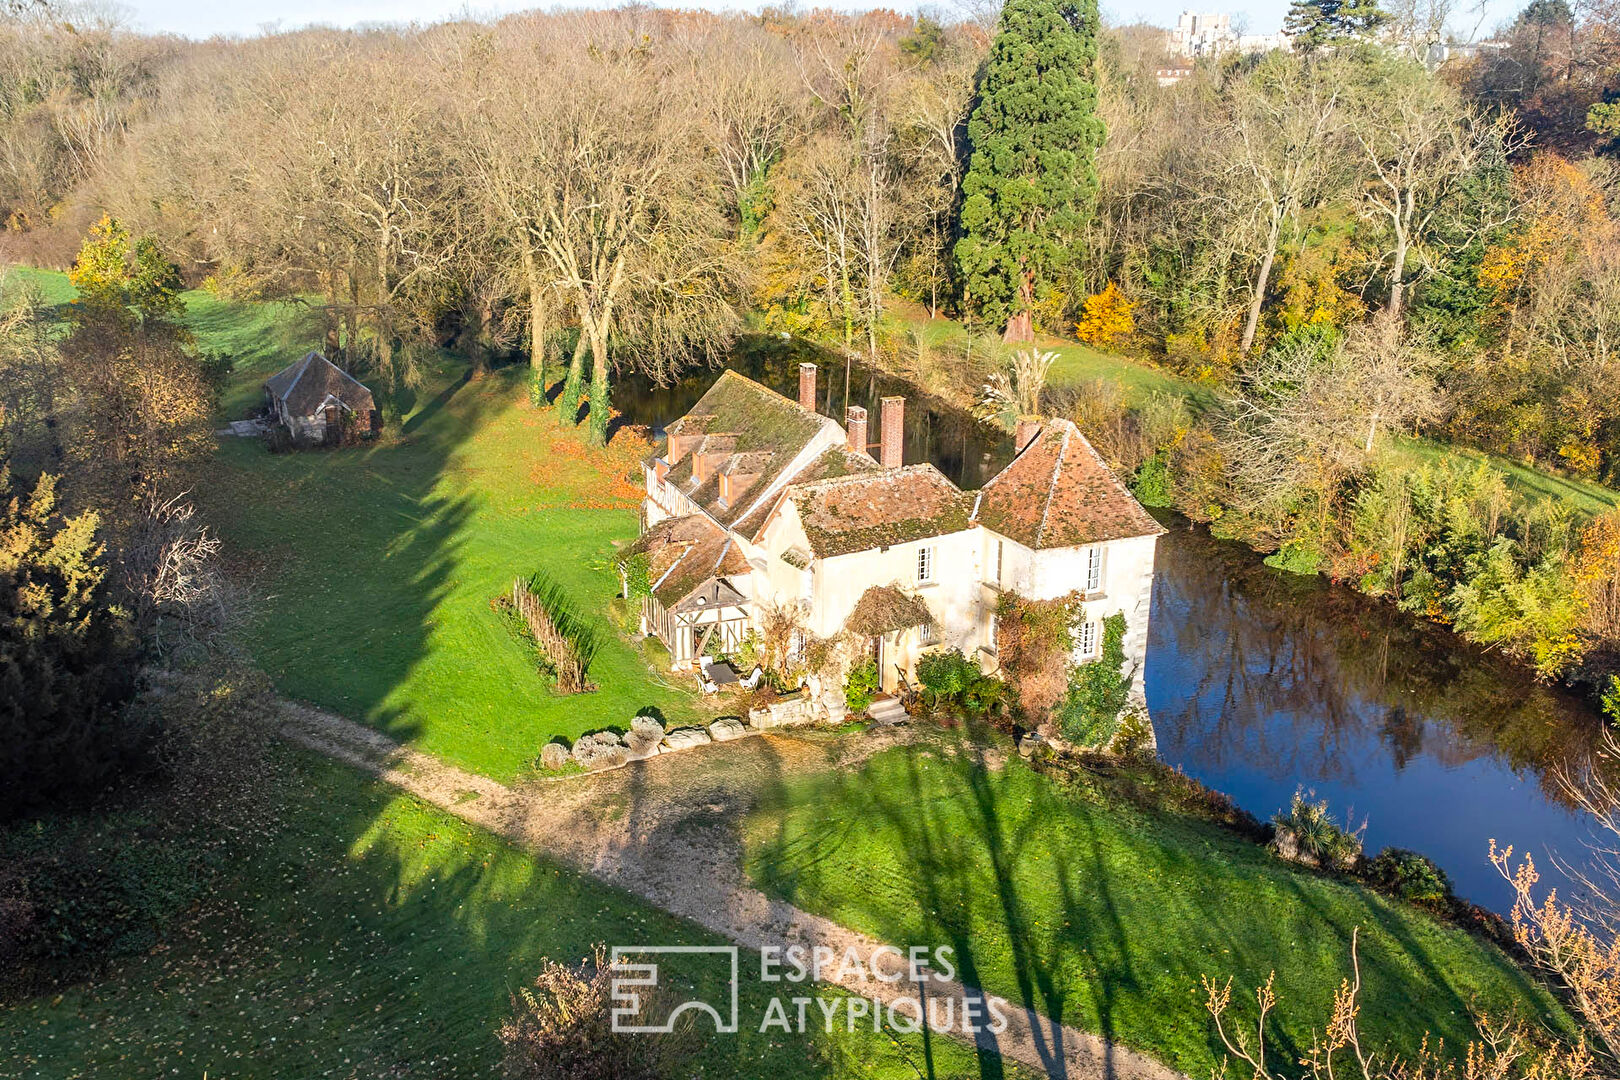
[1015,417,1042,453]
[880,396,904,469]
[798,363,817,411]
[845,405,868,456]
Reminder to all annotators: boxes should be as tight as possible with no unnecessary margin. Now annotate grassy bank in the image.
[743,740,1572,1077]
[1,747,1021,1080]
[198,359,710,782]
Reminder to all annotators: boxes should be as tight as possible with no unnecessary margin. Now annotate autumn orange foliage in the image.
[1075,282,1135,347]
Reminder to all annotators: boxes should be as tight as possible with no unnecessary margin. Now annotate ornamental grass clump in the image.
[1272,789,1364,870]
[504,571,600,693]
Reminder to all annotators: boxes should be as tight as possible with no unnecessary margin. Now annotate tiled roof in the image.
[785,465,974,558]
[661,370,827,528]
[733,444,880,539]
[973,419,1163,549]
[264,352,376,418]
[621,515,750,608]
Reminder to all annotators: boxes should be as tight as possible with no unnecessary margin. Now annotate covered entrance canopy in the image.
[845,584,934,692]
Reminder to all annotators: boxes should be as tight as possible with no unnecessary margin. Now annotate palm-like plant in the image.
[975,347,1057,428]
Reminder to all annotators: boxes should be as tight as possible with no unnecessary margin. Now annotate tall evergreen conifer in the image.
[1284,0,1389,51]
[955,0,1103,342]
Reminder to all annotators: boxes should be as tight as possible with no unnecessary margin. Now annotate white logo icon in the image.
[609,945,740,1033]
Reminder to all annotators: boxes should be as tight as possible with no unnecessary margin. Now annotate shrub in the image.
[844,658,879,714]
[1113,708,1155,759]
[499,944,689,1080]
[1076,282,1136,347]
[1131,451,1173,507]
[995,591,1080,722]
[0,471,142,822]
[1272,790,1364,870]
[962,675,1007,718]
[917,649,979,706]
[1367,847,1453,904]
[540,741,571,771]
[571,733,627,772]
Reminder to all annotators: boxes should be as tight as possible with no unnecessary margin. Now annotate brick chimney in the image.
[880,396,904,469]
[845,405,868,457]
[798,363,817,411]
[1015,417,1042,453]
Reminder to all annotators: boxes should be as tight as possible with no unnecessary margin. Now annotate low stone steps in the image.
[867,696,907,725]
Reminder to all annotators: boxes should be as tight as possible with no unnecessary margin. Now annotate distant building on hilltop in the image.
[1166,10,1290,59]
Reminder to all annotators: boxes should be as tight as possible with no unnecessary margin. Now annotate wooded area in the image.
[9,0,1620,772]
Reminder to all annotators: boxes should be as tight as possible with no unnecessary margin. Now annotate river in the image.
[616,341,1611,913]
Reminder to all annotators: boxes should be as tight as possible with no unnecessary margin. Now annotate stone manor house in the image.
[628,364,1163,708]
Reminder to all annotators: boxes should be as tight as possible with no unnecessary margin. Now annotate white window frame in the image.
[1077,619,1099,660]
[919,621,938,645]
[1084,546,1103,595]
[917,544,936,585]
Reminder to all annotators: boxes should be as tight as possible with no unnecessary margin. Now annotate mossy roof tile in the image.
[973,419,1163,549]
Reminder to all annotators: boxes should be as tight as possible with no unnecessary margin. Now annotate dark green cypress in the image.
[955,0,1103,341]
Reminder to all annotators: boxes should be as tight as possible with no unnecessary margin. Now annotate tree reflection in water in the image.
[1149,515,1608,912]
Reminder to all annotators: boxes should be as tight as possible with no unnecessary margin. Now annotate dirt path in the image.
[278,703,1185,1080]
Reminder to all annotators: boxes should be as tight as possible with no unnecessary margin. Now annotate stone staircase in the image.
[867,695,907,726]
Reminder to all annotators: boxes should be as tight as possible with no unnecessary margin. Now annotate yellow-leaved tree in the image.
[1076,282,1135,347]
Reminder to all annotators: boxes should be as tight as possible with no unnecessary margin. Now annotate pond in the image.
[618,341,1610,913]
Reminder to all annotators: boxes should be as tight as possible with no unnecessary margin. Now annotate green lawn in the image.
[8,267,709,782]
[195,360,710,783]
[889,300,1210,409]
[743,742,1572,1077]
[1392,435,1620,519]
[1,748,1027,1080]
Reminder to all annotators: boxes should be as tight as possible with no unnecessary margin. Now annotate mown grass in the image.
[886,299,1211,409]
[196,362,712,783]
[0,268,704,781]
[743,742,1573,1077]
[1392,435,1620,519]
[1,748,1030,1080]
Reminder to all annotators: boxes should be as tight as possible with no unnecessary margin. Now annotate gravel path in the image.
[278,702,1185,1080]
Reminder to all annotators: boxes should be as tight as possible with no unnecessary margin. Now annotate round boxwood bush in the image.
[1367,847,1453,904]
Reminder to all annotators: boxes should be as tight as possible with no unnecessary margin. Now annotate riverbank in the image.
[742,734,1573,1077]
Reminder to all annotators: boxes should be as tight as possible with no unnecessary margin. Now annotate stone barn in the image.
[263,352,379,446]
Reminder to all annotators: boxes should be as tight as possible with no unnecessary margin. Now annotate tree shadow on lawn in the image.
[744,739,1570,1080]
[9,741,1005,1080]
[745,739,1069,1079]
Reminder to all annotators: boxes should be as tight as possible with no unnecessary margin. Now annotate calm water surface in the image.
[1147,521,1607,912]
[625,344,1609,913]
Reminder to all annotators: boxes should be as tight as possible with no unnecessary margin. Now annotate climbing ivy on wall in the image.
[1055,612,1130,747]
